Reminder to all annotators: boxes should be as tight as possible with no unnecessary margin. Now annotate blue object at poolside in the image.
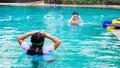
[103,20,112,28]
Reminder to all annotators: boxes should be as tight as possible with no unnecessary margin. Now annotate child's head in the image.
[72,11,79,19]
[72,11,79,15]
[31,32,45,47]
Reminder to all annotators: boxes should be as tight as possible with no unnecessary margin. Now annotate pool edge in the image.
[111,29,120,40]
[0,2,120,9]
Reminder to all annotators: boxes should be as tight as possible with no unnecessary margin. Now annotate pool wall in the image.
[0,2,120,9]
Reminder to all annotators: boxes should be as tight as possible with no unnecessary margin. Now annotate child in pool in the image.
[68,11,83,25]
[18,31,61,55]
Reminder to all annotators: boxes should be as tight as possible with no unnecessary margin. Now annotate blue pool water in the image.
[0,6,120,68]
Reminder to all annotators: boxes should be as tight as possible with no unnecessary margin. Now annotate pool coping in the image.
[0,2,120,9]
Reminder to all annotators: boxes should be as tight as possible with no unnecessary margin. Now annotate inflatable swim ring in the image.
[112,19,120,24]
[103,18,120,30]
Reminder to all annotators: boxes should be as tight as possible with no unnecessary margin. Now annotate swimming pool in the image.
[0,6,120,68]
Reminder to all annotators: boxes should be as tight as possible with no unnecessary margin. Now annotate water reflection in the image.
[18,54,55,68]
[31,59,55,68]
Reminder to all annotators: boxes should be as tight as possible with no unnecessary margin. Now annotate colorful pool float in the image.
[103,18,120,31]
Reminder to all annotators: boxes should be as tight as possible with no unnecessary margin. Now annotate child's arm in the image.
[42,31,61,50]
[68,16,73,24]
[78,16,83,23]
[18,31,37,45]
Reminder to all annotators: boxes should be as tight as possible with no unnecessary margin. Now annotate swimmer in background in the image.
[68,11,83,25]
[18,31,61,55]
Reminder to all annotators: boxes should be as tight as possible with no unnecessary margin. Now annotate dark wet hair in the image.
[27,46,43,55]
[72,11,79,15]
[27,32,45,55]
[31,32,44,46]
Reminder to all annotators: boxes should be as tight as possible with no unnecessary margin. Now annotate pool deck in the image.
[0,1,120,40]
[111,29,120,40]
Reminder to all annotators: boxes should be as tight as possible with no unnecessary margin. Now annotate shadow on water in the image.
[17,53,55,68]
[31,59,55,68]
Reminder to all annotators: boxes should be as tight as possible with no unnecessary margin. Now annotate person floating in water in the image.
[18,31,61,55]
[68,11,83,25]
